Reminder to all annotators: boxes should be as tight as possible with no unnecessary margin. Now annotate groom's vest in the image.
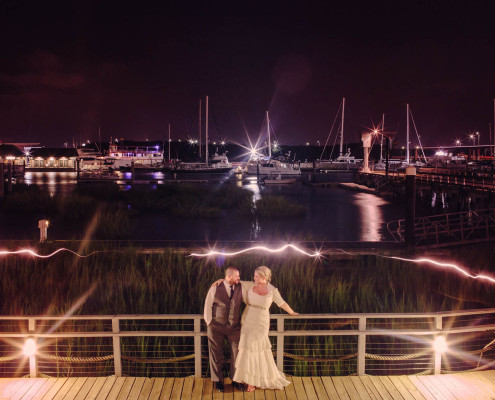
[211,283,242,327]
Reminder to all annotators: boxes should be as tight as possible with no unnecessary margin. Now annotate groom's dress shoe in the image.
[233,381,246,391]
[214,382,224,392]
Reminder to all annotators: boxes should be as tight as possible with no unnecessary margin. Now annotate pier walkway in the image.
[1,372,495,399]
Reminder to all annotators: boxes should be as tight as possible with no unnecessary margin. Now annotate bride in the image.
[213,266,298,392]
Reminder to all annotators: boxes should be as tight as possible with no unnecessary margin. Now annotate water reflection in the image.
[21,172,77,195]
[239,176,262,238]
[14,171,403,242]
[352,192,388,241]
[243,176,261,201]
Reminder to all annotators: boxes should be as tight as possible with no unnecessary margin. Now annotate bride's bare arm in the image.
[280,302,299,316]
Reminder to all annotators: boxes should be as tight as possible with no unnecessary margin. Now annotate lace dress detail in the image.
[233,284,290,389]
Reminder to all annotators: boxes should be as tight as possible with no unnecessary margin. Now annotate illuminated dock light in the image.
[433,336,448,353]
[23,339,37,357]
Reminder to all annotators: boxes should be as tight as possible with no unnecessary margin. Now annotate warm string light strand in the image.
[0,248,98,258]
[189,244,495,285]
[337,248,495,284]
[1,245,492,285]
[189,244,321,258]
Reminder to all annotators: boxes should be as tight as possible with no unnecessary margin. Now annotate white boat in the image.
[107,143,164,170]
[247,157,301,175]
[173,153,233,173]
[317,98,363,170]
[316,149,363,170]
[262,174,297,185]
[246,111,301,176]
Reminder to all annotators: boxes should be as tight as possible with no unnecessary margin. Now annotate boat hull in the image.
[170,167,233,174]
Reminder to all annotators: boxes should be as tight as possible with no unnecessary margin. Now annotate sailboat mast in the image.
[199,99,202,159]
[205,96,209,166]
[168,123,171,161]
[380,113,385,162]
[493,99,495,157]
[340,97,345,156]
[406,103,410,164]
[98,126,102,155]
[266,110,271,158]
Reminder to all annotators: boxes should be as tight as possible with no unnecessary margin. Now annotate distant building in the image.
[0,144,26,177]
[27,148,79,170]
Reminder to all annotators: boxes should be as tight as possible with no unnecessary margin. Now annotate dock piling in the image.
[405,167,416,252]
[0,162,4,197]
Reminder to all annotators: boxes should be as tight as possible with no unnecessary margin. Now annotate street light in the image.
[455,139,461,146]
[469,134,475,145]
[476,131,480,146]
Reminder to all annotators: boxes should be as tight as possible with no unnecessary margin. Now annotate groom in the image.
[204,267,245,392]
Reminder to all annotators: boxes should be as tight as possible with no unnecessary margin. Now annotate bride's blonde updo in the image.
[255,266,272,283]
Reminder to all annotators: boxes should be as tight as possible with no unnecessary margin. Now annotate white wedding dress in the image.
[233,282,290,389]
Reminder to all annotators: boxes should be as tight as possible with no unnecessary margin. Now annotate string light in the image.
[190,244,321,258]
[0,248,98,258]
[386,256,495,284]
[337,249,495,285]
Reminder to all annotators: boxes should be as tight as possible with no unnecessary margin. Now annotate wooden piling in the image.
[405,167,416,253]
[0,162,4,197]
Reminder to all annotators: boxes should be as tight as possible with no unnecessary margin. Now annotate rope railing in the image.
[0,309,493,377]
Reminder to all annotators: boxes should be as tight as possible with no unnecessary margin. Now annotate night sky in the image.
[1,1,494,148]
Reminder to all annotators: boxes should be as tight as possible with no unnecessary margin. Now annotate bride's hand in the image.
[211,279,224,288]
[289,311,299,316]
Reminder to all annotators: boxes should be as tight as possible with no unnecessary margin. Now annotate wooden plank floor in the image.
[0,372,494,400]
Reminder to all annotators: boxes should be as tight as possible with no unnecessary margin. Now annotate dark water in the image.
[5,171,407,242]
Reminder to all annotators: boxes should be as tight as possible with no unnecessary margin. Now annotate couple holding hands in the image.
[204,266,298,392]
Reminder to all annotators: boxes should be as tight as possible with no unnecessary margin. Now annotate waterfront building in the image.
[27,148,78,171]
[0,144,26,177]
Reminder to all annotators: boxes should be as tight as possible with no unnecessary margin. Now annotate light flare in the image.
[190,244,321,258]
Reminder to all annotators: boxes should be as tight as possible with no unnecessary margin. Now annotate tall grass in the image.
[255,195,306,218]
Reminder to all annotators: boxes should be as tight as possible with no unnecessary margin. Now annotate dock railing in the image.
[0,309,494,378]
[387,208,495,247]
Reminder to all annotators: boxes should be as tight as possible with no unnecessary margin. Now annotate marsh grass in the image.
[255,195,306,218]
[3,183,307,219]
[0,185,55,213]
[1,243,494,376]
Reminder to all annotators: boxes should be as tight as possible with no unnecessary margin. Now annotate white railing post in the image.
[434,315,442,375]
[194,318,202,377]
[28,318,37,378]
[112,318,122,377]
[357,317,366,376]
[277,317,284,371]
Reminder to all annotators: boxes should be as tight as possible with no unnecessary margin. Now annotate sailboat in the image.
[316,98,363,170]
[246,111,301,175]
[172,96,233,173]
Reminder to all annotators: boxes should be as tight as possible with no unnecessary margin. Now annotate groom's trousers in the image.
[207,322,241,381]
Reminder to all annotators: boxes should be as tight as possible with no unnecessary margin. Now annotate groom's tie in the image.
[229,285,234,300]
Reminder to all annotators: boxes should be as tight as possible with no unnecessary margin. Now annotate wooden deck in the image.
[1,372,494,400]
